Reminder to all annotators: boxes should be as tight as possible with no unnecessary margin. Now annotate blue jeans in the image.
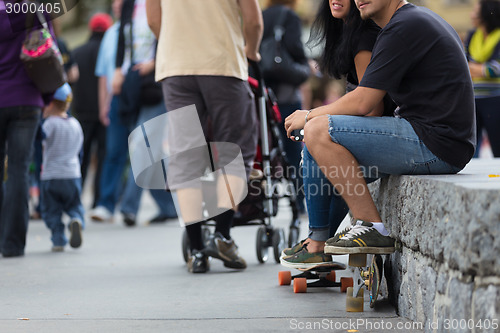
[120,102,177,217]
[40,178,85,246]
[97,96,129,213]
[278,102,305,212]
[304,115,461,242]
[0,106,41,256]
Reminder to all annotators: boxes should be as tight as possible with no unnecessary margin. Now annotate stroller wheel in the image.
[288,227,300,248]
[272,228,286,263]
[256,226,269,263]
[182,229,191,263]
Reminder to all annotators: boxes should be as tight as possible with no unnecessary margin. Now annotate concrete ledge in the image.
[369,159,500,332]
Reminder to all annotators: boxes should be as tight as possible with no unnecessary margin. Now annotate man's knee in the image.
[304,116,331,152]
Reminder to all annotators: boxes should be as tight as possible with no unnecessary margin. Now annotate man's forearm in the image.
[309,87,386,120]
[239,0,263,60]
[146,0,162,39]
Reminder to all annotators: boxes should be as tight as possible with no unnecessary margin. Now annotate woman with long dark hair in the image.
[281,0,390,267]
[466,0,500,157]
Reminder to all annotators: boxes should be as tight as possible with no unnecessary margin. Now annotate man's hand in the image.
[98,76,110,126]
[469,62,484,78]
[238,0,263,63]
[284,110,309,139]
[111,68,125,95]
[132,59,155,76]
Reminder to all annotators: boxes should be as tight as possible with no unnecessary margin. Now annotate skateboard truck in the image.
[345,253,388,312]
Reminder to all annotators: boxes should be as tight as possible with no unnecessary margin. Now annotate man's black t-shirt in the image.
[347,21,380,87]
[360,4,475,169]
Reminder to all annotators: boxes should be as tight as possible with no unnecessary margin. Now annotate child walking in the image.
[40,83,85,252]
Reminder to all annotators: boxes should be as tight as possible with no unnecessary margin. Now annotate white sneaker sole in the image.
[324,245,395,255]
[280,257,333,269]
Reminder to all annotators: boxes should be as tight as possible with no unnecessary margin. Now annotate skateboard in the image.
[344,253,389,312]
[278,262,353,293]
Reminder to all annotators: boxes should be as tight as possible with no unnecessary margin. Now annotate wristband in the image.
[305,110,312,124]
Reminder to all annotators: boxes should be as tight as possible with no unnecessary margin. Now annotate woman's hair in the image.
[479,0,500,33]
[307,0,368,79]
[266,0,297,7]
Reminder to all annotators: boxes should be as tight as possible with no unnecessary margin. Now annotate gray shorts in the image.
[162,76,258,186]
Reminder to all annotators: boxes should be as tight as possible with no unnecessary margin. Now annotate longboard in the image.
[278,262,353,293]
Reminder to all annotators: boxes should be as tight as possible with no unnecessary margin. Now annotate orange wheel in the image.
[325,270,336,282]
[278,271,292,286]
[340,277,353,293]
[293,278,307,293]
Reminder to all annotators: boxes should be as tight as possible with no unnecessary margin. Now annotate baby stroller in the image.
[181,61,302,264]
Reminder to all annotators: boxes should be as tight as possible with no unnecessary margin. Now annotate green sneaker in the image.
[280,239,308,259]
[280,245,332,269]
[324,221,395,255]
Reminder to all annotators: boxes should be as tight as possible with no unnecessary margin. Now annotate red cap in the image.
[89,13,113,33]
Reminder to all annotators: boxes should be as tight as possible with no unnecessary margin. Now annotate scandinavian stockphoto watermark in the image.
[128,104,248,226]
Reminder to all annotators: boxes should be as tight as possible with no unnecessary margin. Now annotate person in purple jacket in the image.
[0,2,56,257]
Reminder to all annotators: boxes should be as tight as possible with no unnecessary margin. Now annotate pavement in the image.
[0,183,424,333]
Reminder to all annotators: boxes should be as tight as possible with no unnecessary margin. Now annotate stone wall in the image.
[369,160,500,333]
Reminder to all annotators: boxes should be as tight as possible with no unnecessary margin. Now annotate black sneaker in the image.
[205,232,247,269]
[148,214,176,224]
[122,212,136,227]
[187,250,209,273]
[69,219,82,248]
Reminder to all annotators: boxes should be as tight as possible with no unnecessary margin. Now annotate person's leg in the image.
[477,96,500,157]
[196,76,258,269]
[302,145,348,248]
[61,178,85,248]
[62,178,86,227]
[132,101,177,220]
[120,101,168,223]
[119,167,143,224]
[149,190,177,220]
[79,120,95,188]
[162,76,207,226]
[473,98,483,158]
[95,96,129,214]
[279,102,306,212]
[93,122,107,208]
[32,123,43,217]
[0,106,40,257]
[40,180,67,248]
[280,145,349,267]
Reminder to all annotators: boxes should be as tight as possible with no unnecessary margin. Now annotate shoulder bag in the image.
[260,7,310,86]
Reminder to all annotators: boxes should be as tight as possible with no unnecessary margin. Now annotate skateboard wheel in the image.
[348,254,367,267]
[293,278,307,293]
[346,287,364,312]
[340,277,353,293]
[278,271,292,286]
[325,271,336,282]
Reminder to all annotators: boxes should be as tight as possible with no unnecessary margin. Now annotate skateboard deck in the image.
[278,262,353,293]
